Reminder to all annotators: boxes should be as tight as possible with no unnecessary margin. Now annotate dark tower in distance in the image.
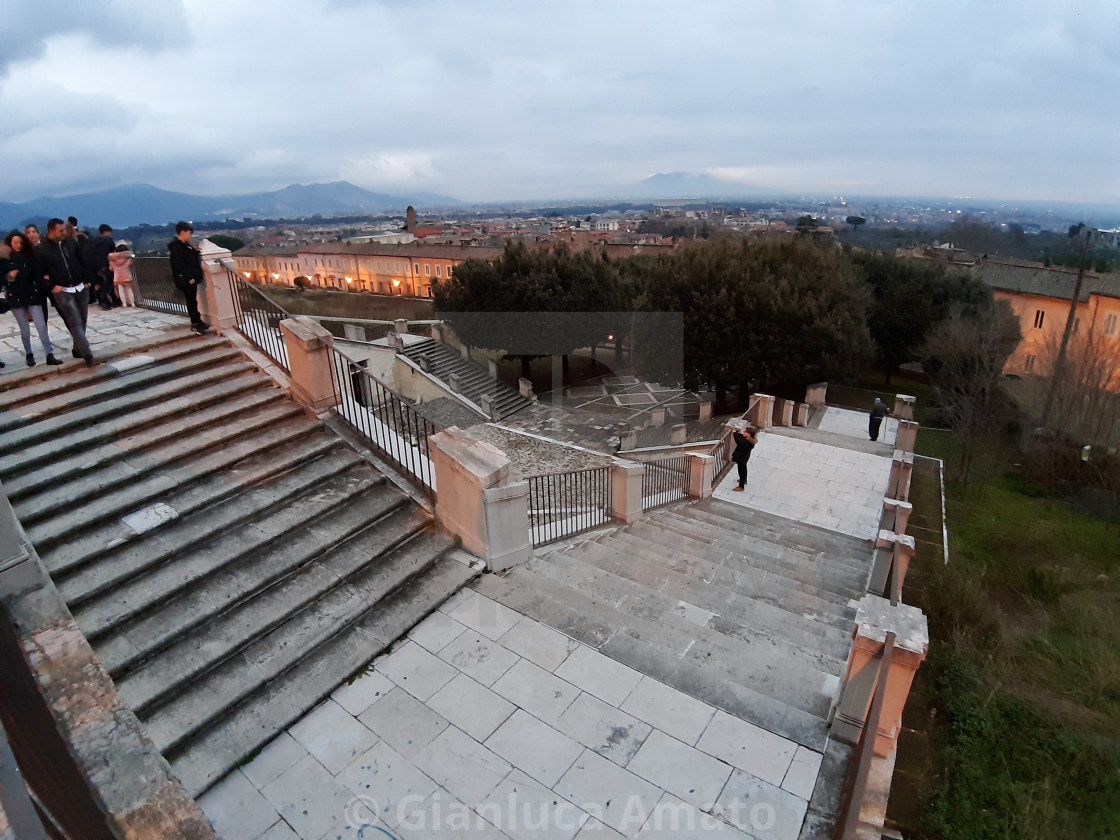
[405,206,417,233]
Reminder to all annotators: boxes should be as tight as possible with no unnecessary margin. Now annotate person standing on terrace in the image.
[168,221,210,335]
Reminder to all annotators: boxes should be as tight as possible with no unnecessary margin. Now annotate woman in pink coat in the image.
[108,243,136,307]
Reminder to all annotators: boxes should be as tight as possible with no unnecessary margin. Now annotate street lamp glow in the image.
[243,272,251,278]
[271,273,280,280]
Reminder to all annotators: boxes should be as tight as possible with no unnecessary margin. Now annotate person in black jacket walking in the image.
[37,218,95,366]
[168,221,210,334]
[731,426,758,491]
[90,224,122,309]
[2,231,61,366]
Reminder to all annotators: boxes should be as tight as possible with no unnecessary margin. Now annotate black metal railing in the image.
[133,257,187,315]
[527,467,612,546]
[641,456,688,511]
[325,344,439,493]
[834,632,897,840]
[229,269,291,371]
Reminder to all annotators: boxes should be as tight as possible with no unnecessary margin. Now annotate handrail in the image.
[324,344,440,494]
[641,455,688,511]
[711,394,761,487]
[526,466,612,546]
[834,632,896,840]
[228,269,292,371]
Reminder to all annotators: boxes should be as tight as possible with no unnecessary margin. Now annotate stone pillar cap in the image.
[892,450,914,464]
[895,394,916,402]
[431,427,511,487]
[855,595,929,654]
[882,498,913,510]
[877,530,916,549]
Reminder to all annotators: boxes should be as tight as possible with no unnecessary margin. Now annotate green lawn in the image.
[902,475,1120,839]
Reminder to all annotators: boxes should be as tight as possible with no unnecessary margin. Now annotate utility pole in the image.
[1040,228,1093,430]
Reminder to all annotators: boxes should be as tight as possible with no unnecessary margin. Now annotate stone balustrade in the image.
[280,316,341,413]
[609,459,645,524]
[893,394,916,420]
[805,382,828,407]
[867,531,916,600]
[686,453,715,499]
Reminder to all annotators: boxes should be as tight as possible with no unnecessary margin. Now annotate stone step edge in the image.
[16,400,308,527]
[3,386,291,503]
[119,504,429,714]
[0,328,213,402]
[156,542,466,764]
[171,555,478,798]
[68,451,378,626]
[42,432,349,580]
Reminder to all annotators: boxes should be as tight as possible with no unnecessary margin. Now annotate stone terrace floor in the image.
[0,303,186,372]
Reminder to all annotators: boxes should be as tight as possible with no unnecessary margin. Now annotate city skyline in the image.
[2,0,1118,206]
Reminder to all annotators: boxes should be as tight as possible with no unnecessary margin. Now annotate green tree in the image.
[846,215,866,232]
[631,238,873,403]
[208,234,245,252]
[852,252,992,384]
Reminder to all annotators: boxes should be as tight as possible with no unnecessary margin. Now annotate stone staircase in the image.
[400,337,532,419]
[0,329,476,797]
[476,497,871,752]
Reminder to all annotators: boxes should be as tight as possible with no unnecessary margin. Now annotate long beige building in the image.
[233,243,504,297]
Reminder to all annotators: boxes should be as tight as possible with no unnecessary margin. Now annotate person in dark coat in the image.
[731,426,758,491]
[2,231,61,366]
[37,218,96,366]
[168,221,210,334]
[869,397,890,442]
[90,224,121,309]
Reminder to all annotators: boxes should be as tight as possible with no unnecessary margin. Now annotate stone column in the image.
[880,498,913,536]
[430,323,444,342]
[893,394,916,421]
[888,450,914,501]
[343,323,368,341]
[651,408,666,426]
[198,242,238,335]
[488,359,498,379]
[867,531,916,600]
[618,431,637,452]
[395,318,408,334]
[748,393,774,429]
[429,427,531,572]
[518,378,534,399]
[280,317,340,412]
[794,403,809,427]
[698,399,713,421]
[832,596,929,757]
[895,420,919,453]
[777,399,794,427]
[805,382,828,407]
[609,459,645,524]
[669,424,687,445]
[686,454,714,499]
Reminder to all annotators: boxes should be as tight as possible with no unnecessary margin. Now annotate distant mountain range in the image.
[0,181,461,230]
[624,172,762,201]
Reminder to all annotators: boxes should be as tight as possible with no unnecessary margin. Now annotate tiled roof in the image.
[973,259,1120,303]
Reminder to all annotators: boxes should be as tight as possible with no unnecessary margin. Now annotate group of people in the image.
[0,216,210,370]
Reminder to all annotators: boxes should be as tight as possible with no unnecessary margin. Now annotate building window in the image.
[424,264,430,276]
[435,265,442,277]
[1025,354,1035,372]
[1074,317,1081,335]
[1033,310,1045,329]
[1105,313,1119,336]
[414,263,420,274]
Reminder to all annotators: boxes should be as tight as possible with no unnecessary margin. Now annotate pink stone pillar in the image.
[893,394,916,421]
[895,420,919,453]
[868,531,916,599]
[794,403,809,427]
[698,399,713,421]
[429,427,531,571]
[805,382,828,407]
[778,399,794,427]
[610,460,645,523]
[198,240,238,335]
[686,454,714,499]
[670,424,687,445]
[880,498,913,536]
[280,316,340,412]
[888,451,914,501]
[832,596,929,756]
[748,393,774,429]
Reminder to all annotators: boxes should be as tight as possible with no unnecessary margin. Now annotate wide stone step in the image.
[0,350,250,452]
[660,508,871,577]
[539,548,847,693]
[114,505,433,714]
[2,385,288,502]
[168,553,476,797]
[685,501,872,564]
[69,460,385,638]
[24,414,333,551]
[39,432,347,577]
[473,571,831,751]
[621,520,867,603]
[0,331,217,410]
[16,400,304,525]
[575,535,856,645]
[0,369,271,479]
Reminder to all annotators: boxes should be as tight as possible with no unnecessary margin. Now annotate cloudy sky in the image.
[2,0,1117,205]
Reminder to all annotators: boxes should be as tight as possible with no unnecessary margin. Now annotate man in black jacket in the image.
[90,224,121,309]
[168,221,210,334]
[38,217,96,366]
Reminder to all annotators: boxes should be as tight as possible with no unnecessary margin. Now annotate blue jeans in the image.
[10,305,53,355]
[52,287,92,360]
